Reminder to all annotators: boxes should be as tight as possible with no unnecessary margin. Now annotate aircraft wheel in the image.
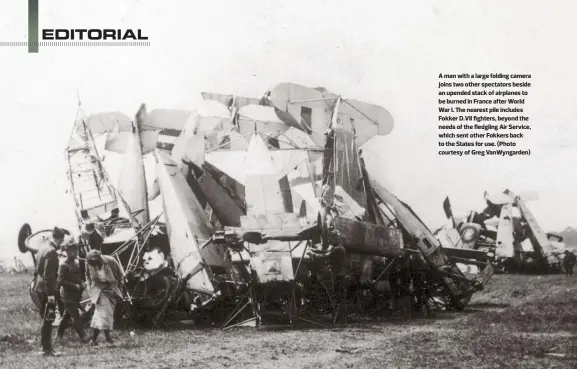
[460,224,479,243]
[18,223,32,254]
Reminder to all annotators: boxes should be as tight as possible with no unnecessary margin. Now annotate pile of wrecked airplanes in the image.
[18,83,496,329]
[437,191,569,274]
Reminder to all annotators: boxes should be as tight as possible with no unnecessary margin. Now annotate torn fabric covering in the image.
[321,130,335,207]
[320,129,367,214]
[334,130,366,209]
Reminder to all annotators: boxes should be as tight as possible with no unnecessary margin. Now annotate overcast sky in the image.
[1,0,576,263]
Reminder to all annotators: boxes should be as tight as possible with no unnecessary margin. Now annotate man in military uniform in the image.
[57,241,89,343]
[34,227,66,356]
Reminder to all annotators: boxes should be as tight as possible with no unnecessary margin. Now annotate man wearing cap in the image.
[57,241,89,343]
[34,226,65,356]
[105,208,120,221]
[102,208,123,236]
[82,222,103,251]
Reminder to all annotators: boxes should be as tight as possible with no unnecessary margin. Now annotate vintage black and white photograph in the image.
[1,1,576,368]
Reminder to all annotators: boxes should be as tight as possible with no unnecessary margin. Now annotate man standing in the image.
[81,222,103,251]
[57,242,89,343]
[34,226,65,356]
[563,250,576,276]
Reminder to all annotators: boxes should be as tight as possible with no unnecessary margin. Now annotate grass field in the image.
[1,273,576,369]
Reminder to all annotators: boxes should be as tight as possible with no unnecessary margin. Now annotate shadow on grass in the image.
[208,310,473,334]
[467,302,511,308]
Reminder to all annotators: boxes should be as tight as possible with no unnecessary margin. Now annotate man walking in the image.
[85,250,124,346]
[34,227,65,356]
[57,241,89,343]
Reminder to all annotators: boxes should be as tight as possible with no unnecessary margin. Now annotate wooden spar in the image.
[288,97,338,104]
[67,151,80,225]
[229,95,237,122]
[326,97,341,203]
[341,98,378,127]
[67,110,84,222]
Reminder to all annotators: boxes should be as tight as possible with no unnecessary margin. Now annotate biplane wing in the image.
[205,147,311,186]
[201,92,261,111]
[155,150,227,295]
[336,97,395,145]
[264,83,330,146]
[264,83,395,147]
[237,104,289,138]
[146,109,193,131]
[115,123,150,225]
[73,111,161,154]
[73,111,133,138]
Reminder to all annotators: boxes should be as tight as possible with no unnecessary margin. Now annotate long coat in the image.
[33,240,59,296]
[85,254,124,304]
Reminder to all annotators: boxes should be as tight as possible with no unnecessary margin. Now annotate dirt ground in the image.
[1,273,576,369]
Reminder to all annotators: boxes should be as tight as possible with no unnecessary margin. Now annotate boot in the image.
[41,318,54,354]
[72,317,87,343]
[90,329,100,346]
[104,330,114,345]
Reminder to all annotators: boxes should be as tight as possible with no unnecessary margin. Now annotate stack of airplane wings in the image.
[54,82,498,328]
